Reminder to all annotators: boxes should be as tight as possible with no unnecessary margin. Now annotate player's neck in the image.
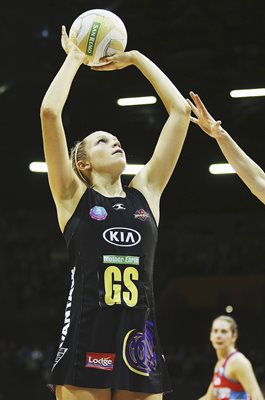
[216,346,236,361]
[91,180,125,198]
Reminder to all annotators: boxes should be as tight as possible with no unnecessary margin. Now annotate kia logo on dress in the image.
[103,227,141,247]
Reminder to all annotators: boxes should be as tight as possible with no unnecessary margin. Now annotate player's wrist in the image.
[67,48,87,65]
[129,50,142,66]
[214,127,229,142]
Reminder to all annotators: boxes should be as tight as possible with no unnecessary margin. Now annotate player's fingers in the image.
[186,99,199,116]
[91,64,116,71]
[189,92,204,111]
[194,93,210,115]
[190,116,199,124]
[99,55,118,64]
[61,25,68,49]
[61,25,68,38]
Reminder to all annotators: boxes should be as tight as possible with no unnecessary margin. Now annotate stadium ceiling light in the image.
[117,96,157,106]
[225,305,234,313]
[29,162,144,175]
[123,164,144,175]
[230,88,265,98]
[209,163,236,175]
[29,162,48,173]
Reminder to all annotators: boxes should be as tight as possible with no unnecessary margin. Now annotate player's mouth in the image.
[112,149,123,155]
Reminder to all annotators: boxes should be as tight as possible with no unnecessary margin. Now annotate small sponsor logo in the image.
[103,227,141,247]
[86,22,100,55]
[112,203,126,210]
[90,206,108,221]
[134,209,149,221]
[103,255,140,265]
[85,352,115,371]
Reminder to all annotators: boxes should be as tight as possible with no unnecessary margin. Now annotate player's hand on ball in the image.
[61,25,89,65]
[187,91,224,139]
[90,51,137,71]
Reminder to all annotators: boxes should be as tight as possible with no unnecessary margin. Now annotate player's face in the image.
[85,131,126,174]
[210,319,237,351]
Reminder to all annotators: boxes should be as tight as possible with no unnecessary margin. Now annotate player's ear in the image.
[77,160,91,172]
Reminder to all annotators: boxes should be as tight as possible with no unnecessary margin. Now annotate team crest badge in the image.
[90,206,108,221]
[134,209,149,221]
[122,321,157,376]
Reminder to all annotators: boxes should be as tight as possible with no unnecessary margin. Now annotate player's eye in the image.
[97,138,107,144]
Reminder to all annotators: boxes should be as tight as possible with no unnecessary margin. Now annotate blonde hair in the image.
[70,139,89,185]
[212,315,238,336]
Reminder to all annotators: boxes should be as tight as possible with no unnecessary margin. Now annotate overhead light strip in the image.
[29,162,144,176]
[31,162,236,176]
[123,164,143,175]
[117,96,157,106]
[29,162,47,173]
[209,163,235,175]
[230,88,265,98]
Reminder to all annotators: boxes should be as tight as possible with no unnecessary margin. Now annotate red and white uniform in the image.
[213,351,250,400]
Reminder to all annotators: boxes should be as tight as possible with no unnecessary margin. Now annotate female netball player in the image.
[40,25,191,400]
[187,91,265,204]
[198,315,264,400]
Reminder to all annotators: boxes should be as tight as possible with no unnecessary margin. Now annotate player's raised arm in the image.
[188,91,265,204]
[40,26,88,204]
[132,52,191,196]
[92,51,191,197]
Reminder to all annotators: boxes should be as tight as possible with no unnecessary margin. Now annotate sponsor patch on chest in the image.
[89,206,108,221]
[134,209,150,221]
[103,227,141,247]
[112,203,126,210]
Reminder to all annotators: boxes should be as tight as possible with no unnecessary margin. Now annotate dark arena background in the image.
[1,1,265,399]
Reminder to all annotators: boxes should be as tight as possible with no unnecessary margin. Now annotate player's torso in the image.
[64,187,158,309]
[213,358,249,400]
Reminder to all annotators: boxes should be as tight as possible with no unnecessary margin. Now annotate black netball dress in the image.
[48,186,172,394]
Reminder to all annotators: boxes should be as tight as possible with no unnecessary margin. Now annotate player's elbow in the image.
[171,101,191,117]
[40,104,60,120]
[183,101,192,115]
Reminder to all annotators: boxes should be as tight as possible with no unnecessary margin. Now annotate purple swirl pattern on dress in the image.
[124,321,157,375]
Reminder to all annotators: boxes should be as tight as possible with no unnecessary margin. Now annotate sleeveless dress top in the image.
[48,186,172,394]
[213,351,250,399]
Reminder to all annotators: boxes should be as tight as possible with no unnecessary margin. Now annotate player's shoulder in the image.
[229,352,251,369]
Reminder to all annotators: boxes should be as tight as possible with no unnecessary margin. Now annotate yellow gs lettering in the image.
[123,267,138,307]
[104,266,122,306]
[104,265,139,307]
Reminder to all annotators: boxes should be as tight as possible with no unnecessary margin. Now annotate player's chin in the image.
[212,343,224,350]
[108,158,126,174]
[118,159,126,171]
[117,160,127,174]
